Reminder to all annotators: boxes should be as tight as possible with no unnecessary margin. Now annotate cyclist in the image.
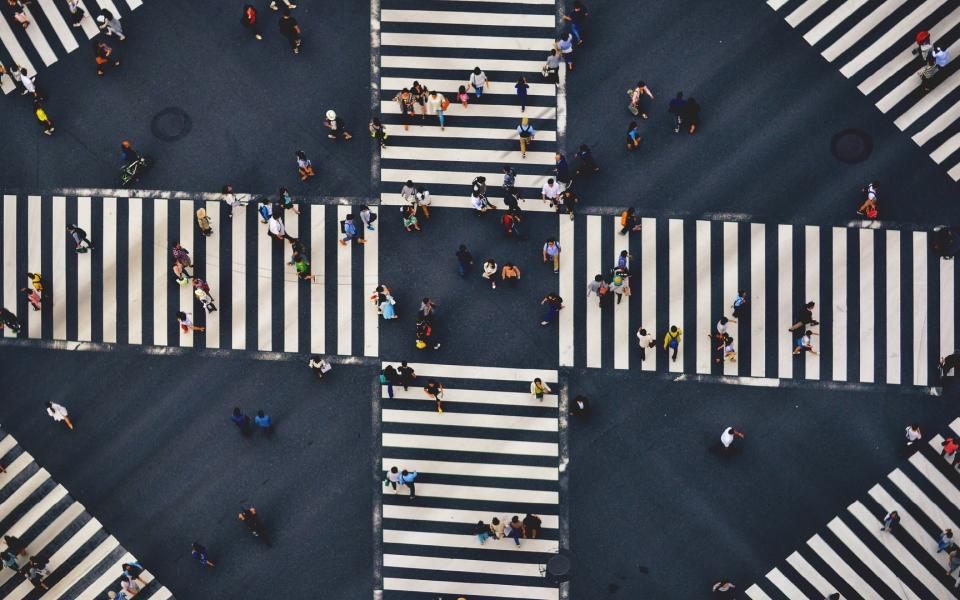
[120,140,139,166]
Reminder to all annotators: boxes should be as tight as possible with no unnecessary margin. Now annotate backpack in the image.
[620,211,629,227]
[367,212,378,224]
[340,219,347,233]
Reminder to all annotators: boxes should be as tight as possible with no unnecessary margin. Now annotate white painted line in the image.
[384,482,557,505]
[840,0,946,78]
[785,0,829,27]
[833,228,848,381]
[76,197,92,342]
[257,207,272,352]
[950,161,960,182]
[931,130,960,164]
[886,231,901,384]
[102,197,117,343]
[381,33,555,52]
[614,219,630,370]
[785,552,841,599]
[74,553,136,600]
[178,201,193,349]
[765,567,806,600]
[381,76,556,97]
[388,124,557,141]
[750,224,765,377]
[36,0,79,53]
[93,0,121,21]
[382,532,557,554]
[558,214,574,367]
[153,200,167,346]
[383,553,548,578]
[384,361,558,383]
[204,201,220,349]
[52,197,66,340]
[723,222,738,377]
[310,205,324,354]
[383,576,558,600]
[0,469,47,521]
[859,230,874,383]
[381,9,555,27]
[0,453,33,489]
[641,217,657,372]
[382,458,556,481]
[26,196,41,339]
[337,206,351,356]
[744,585,773,600]
[910,452,960,509]
[894,69,960,130]
[668,219,684,372]
[0,15,35,80]
[914,232,929,386]
[381,100,555,121]
[13,499,83,558]
[382,145,555,166]
[869,484,943,564]
[231,203,246,350]
[695,220,711,375]
[19,7,57,66]
[382,408,557,432]
[381,193,556,213]
[807,533,882,600]
[430,0,555,4]
[3,196,15,338]
[382,433,557,456]
[283,211,298,354]
[941,257,954,363]
[585,215,601,369]
[778,224,792,379]
[381,54,545,74]
[363,207,378,357]
[127,198,141,344]
[912,57,960,142]
[1,483,67,541]
[0,434,15,458]
[35,533,117,600]
[804,0,869,45]
[73,0,100,39]
[381,168,552,192]
[767,0,789,9]
[804,226,820,380]
[125,0,142,8]
[828,516,922,600]
[888,468,960,540]
[822,0,907,62]
[385,386,558,408]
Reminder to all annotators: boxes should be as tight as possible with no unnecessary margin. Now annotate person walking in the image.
[858,181,879,218]
[543,49,561,84]
[308,356,332,379]
[231,407,253,436]
[586,274,608,306]
[253,410,272,434]
[323,109,353,140]
[482,259,498,289]
[393,87,415,131]
[682,96,701,133]
[490,516,506,540]
[636,327,655,361]
[542,238,562,274]
[563,1,588,44]
[939,529,955,552]
[731,290,747,319]
[501,262,521,286]
[555,152,572,190]
[193,279,217,313]
[402,206,420,232]
[793,330,818,356]
[469,66,487,100]
[668,92,686,133]
[507,516,524,546]
[920,54,939,93]
[619,207,642,234]
[96,9,125,40]
[398,362,416,390]
[523,513,542,539]
[296,150,315,181]
[241,4,262,40]
[33,100,54,135]
[456,244,474,277]
[67,0,85,27]
[880,510,900,532]
[712,580,736,596]
[190,543,215,568]
[941,437,958,461]
[575,143,600,175]
[17,67,37,98]
[424,379,444,414]
[629,80,654,119]
[663,325,682,362]
[717,333,736,363]
[360,205,377,231]
[399,469,417,499]
[369,118,388,148]
[539,292,564,326]
[93,39,120,76]
[905,424,922,446]
[515,76,529,112]
[531,377,551,401]
[340,214,367,246]
[410,80,428,119]
[121,562,147,587]
[517,116,536,158]
[0,307,21,334]
[947,547,960,578]
[400,179,417,209]
[418,298,437,320]
[177,311,205,334]
[219,185,243,220]
[45,401,74,430]
[277,7,301,54]
[172,243,193,270]
[415,186,431,219]
[426,90,448,130]
[541,177,561,209]
[474,521,494,545]
[557,31,574,71]
[913,30,933,63]
[21,286,40,312]
[381,364,399,399]
[788,301,817,331]
[626,121,641,150]
[720,426,744,449]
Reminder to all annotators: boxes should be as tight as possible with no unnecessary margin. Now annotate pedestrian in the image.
[663,325,682,362]
[360,205,377,231]
[398,361,416,390]
[939,529,955,552]
[3,535,26,557]
[121,562,147,587]
[93,39,120,76]
[490,516,505,540]
[501,262,521,286]
[410,80,428,119]
[340,214,367,245]
[296,150,315,181]
[456,244,474,277]
[177,311,205,334]
[920,54,939,93]
[626,121,641,150]
[948,548,960,577]
[0,549,17,571]
[542,238,562,274]
[267,215,291,241]
[67,0,85,27]
[942,436,959,461]
[712,580,736,596]
[172,243,192,269]
[292,254,317,281]
[474,520,493,545]
[575,144,600,175]
[33,100,54,135]
[555,152,572,190]
[517,116,536,159]
[20,287,40,311]
[258,198,272,223]
[323,109,353,140]
[241,4,262,40]
[717,333,736,363]
[586,274,608,306]
[471,189,494,215]
[539,292,563,326]
[905,424,922,446]
[557,31,574,71]
[720,426,744,449]
[26,272,43,295]
[190,543,215,568]
[507,516,523,546]
[792,330,818,355]
[668,92,686,133]
[515,76,529,112]
[193,279,217,313]
[933,45,950,67]
[402,206,420,232]
[913,30,933,63]
[21,558,48,590]
[195,207,213,237]
[858,181,879,219]
[424,379,444,414]
[788,301,818,331]
[370,285,397,320]
[523,513,542,539]
[221,187,245,220]
[542,49,561,84]
[45,401,74,430]
[17,67,36,98]
[426,90,448,130]
[369,118,388,148]
[541,178,561,208]
[400,469,417,499]
[254,410,272,434]
[610,274,627,305]
[731,290,747,319]
[531,377,551,401]
[880,510,900,532]
[715,316,736,338]
[308,356,332,379]
[96,8,125,39]
[400,179,417,211]
[682,96,701,134]
[636,327,655,361]
[562,1,588,44]
[458,84,469,108]
[619,207,642,234]
[415,186,431,219]
[381,364,399,399]
[278,7,302,54]
[393,88,415,130]
[0,307,21,334]
[418,298,437,320]
[502,211,518,237]
[415,318,437,349]
[482,259,498,289]
[469,66,487,99]
[231,407,252,436]
[629,80,654,119]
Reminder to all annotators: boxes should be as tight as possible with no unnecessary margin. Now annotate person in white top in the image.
[636,327,654,361]
[530,378,551,401]
[45,401,74,430]
[905,424,922,446]
[425,90,447,130]
[385,466,402,492]
[482,259,498,289]
[720,426,743,449]
[541,179,561,206]
[469,67,487,100]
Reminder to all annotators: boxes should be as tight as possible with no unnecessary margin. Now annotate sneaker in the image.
[328,134,336,139]
[437,405,443,414]
[492,282,496,289]
[358,239,367,245]
[255,34,263,40]
[540,321,549,326]
[433,343,441,350]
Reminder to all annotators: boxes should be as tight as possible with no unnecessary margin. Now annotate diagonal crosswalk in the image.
[573,214,958,387]
[0,0,141,92]
[0,194,377,357]
[379,361,562,600]
[768,0,960,180]
[0,428,172,599]
[745,416,960,600]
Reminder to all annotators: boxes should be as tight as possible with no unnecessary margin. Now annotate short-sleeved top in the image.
[543,242,561,256]
[278,16,299,38]
[721,427,736,447]
[541,182,560,199]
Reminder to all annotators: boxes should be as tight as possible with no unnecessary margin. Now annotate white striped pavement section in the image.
[381,145,555,166]
[127,198,141,345]
[436,0,554,4]
[832,228,848,382]
[257,207,272,351]
[382,408,558,432]
[389,124,558,142]
[381,77,556,97]
[27,195,41,339]
[385,386,558,408]
[744,584,773,599]
[613,219,629,369]
[384,482,557,505]
[231,204,246,350]
[381,100,556,120]
[695,220,711,375]
[283,211,298,353]
[382,33,555,51]
[785,552,839,599]
[381,9,555,28]
[641,217,657,372]
[383,553,547,578]
[914,233,928,386]
[310,204,324,354]
[750,223,765,377]
[380,192,556,212]
[384,530,558,553]
[941,258,955,360]
[76,197,92,342]
[382,433,556,456]
[859,229,874,383]
[204,201,220,349]
[52,196,66,340]
[381,459,557,481]
[386,361,558,383]
[559,214,574,366]
[381,55,546,73]
[102,197,117,344]
[381,168,551,190]
[363,207,378,357]
[804,226,819,379]
[36,0,79,53]
[808,532,883,599]
[585,215,601,368]
[764,567,805,599]
[723,222,738,377]
[178,201,193,349]
[336,205,351,356]
[384,577,558,600]
[828,516,922,600]
[777,224,792,379]
[153,200,167,346]
[886,230,901,384]
[667,219,683,373]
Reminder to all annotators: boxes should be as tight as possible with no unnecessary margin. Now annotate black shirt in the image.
[278,16,299,38]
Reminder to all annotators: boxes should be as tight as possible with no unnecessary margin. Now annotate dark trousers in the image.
[517,93,527,111]
[639,346,646,361]
[668,343,678,361]
[405,481,416,496]
[386,381,394,398]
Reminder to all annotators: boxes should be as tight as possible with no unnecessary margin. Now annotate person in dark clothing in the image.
[941,353,960,378]
[570,395,589,419]
[456,244,474,277]
[277,8,301,54]
[522,513,542,538]
[788,301,818,331]
[381,365,399,399]
[241,4,262,40]
[575,143,600,175]
[66,224,95,252]
[231,407,252,436]
[0,307,21,333]
[559,189,578,221]
[4,536,26,556]
[682,97,701,134]
[554,152,572,189]
[668,92,686,133]
[398,362,416,390]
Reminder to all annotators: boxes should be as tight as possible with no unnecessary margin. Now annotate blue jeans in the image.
[458,261,470,277]
[438,109,444,128]
[570,24,581,43]
[542,304,559,323]
[386,381,394,399]
[475,85,483,98]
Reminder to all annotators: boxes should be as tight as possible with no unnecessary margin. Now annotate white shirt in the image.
[46,403,68,421]
[716,320,727,335]
[386,470,401,483]
[636,331,654,347]
[469,71,487,88]
[415,190,431,206]
[720,427,736,447]
[426,94,443,112]
[483,261,497,276]
[20,75,35,94]
[541,182,560,200]
[309,359,331,373]
[268,217,286,238]
[934,47,950,67]
[471,195,486,210]
[905,427,922,442]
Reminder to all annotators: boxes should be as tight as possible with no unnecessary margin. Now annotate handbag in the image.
[440,96,450,111]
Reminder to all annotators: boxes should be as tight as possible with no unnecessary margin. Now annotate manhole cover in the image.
[150,107,192,142]
[831,129,873,163]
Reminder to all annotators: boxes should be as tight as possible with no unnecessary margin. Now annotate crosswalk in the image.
[0,0,142,93]
[768,0,960,181]
[0,428,171,599]
[572,214,958,387]
[377,1,562,217]
[745,416,960,600]
[379,361,562,600]
[0,194,377,356]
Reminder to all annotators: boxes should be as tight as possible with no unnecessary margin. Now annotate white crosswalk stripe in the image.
[0,429,171,598]
[769,0,960,180]
[379,361,562,600]
[747,417,960,599]
[0,195,374,358]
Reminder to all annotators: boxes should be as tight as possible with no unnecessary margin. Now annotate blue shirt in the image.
[344,220,357,236]
[255,415,271,428]
[517,124,536,138]
[400,471,417,484]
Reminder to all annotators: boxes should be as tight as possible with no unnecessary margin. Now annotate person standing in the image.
[586,274,607,306]
[67,224,95,252]
[400,469,417,499]
[663,325,682,362]
[424,379,444,414]
[277,8,301,54]
[469,66,487,100]
[241,4,262,40]
[400,179,417,210]
[398,362,416,390]
[905,424,922,446]
[570,395,590,419]
[456,244,474,277]
[67,0,85,27]
[920,54,939,93]
[45,401,74,430]
[369,118,388,148]
[636,327,655,361]
[308,356,332,379]
[402,206,420,232]
[668,92,686,133]
[575,144,600,175]
[418,298,437,320]
[629,80,654,119]
[880,510,900,532]
[177,311,204,334]
[539,292,563,326]
[523,514,542,539]
[340,214,367,246]
[410,81,428,119]
[482,259,498,289]
[323,110,353,140]
[231,407,253,436]
[515,76,529,112]
[381,364,399,399]
[531,378,551,401]
[501,262,521,286]
[517,116,536,158]
[542,238,562,274]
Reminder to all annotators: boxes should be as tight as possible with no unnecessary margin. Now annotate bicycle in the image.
[119,155,152,187]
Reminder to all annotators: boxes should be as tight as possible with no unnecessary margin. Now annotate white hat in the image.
[325,110,336,120]
[96,15,106,23]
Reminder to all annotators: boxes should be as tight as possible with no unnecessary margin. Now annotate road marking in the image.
[382,408,557,431]
[559,214,574,367]
[381,9,555,27]
[383,576,558,600]
[102,197,117,343]
[785,552,840,599]
[821,0,907,62]
[36,0,79,53]
[153,199,167,346]
[178,200,193,349]
[337,206,352,356]
[310,204,324,354]
[382,532,558,553]
[695,220,711,374]
[204,201,219,349]
[888,468,960,536]
[805,226,819,379]
[668,219,683,372]
[283,211,298,353]
[27,195,41,338]
[614,218,630,369]
[778,224,792,378]
[931,130,960,164]
[0,468,47,521]
[828,516,922,599]
[381,76,556,97]
[765,567,806,599]
[886,230,901,384]
[723,222,738,376]
[941,257,954,362]
[363,207,378,357]
[231,202,246,350]
[381,100,555,120]
[744,585,773,600]
[382,433,557,456]
[750,223,765,377]
[840,0,945,77]
[126,198,141,344]
[807,533,882,600]
[19,6,57,66]
[913,232,928,386]
[383,482,557,504]
[385,386,558,408]
[52,197,66,340]
[381,192,556,212]
[380,458,557,481]
[383,554,548,578]
[381,54,546,73]
[585,215,601,368]
[388,124,557,141]
[804,0,868,45]
[868,484,941,564]
[859,229,874,382]
[384,361,558,382]
[381,32,555,51]
[257,206,272,351]
[382,145,555,165]
[76,197,92,342]
[36,533,117,600]
[894,69,960,130]
[832,228,848,381]
[785,0,829,27]
[641,217,657,371]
